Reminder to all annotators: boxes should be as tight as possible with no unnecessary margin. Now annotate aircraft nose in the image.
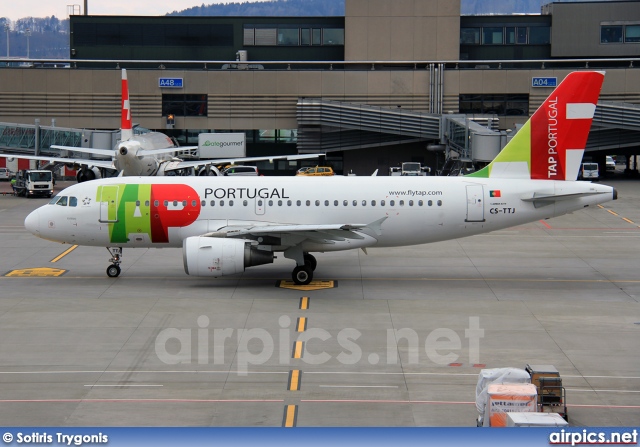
[24,209,40,235]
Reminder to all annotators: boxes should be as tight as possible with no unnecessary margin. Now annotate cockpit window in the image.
[69,197,78,207]
[56,196,68,206]
[48,196,59,205]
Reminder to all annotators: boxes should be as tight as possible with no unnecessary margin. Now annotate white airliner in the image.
[1,69,320,182]
[24,71,616,285]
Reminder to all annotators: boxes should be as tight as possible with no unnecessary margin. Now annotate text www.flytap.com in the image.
[388,190,444,197]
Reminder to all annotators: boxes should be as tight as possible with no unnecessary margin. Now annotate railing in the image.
[1,57,640,71]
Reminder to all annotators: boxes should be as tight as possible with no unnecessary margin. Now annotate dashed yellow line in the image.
[299,296,309,310]
[50,245,78,263]
[288,370,301,391]
[296,317,307,333]
[292,341,304,359]
[282,404,298,427]
[598,205,640,227]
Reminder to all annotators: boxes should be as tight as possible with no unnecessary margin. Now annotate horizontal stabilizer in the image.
[521,190,609,208]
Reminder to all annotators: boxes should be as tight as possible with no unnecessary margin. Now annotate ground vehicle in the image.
[14,170,54,198]
[606,156,616,172]
[0,167,14,180]
[389,162,430,176]
[222,165,259,176]
[578,162,599,180]
[295,166,334,176]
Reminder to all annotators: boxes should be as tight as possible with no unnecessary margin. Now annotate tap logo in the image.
[97,184,201,244]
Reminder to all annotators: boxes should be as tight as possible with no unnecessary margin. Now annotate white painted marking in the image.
[566,103,596,119]
[568,389,640,393]
[488,161,530,179]
[565,148,584,180]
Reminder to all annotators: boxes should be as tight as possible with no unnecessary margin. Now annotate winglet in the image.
[467,71,605,181]
[121,69,133,142]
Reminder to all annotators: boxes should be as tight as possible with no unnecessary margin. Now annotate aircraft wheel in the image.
[292,266,313,285]
[106,264,121,278]
[303,253,317,271]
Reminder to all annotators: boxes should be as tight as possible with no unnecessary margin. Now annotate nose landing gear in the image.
[106,247,123,278]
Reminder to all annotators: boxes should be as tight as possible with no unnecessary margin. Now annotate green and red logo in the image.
[97,183,201,243]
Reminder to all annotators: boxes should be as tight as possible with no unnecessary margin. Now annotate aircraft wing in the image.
[50,145,115,157]
[170,153,326,171]
[207,217,388,244]
[0,153,115,170]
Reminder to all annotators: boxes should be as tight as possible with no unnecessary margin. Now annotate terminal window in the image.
[162,94,208,117]
[459,94,529,116]
[461,26,549,45]
[601,23,640,43]
[244,25,343,46]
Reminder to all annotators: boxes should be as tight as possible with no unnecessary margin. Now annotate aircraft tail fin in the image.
[467,71,604,181]
[121,69,133,141]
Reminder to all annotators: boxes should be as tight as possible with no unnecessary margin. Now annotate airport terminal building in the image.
[1,0,640,175]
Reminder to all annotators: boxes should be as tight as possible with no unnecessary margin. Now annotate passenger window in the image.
[399,200,404,206]
[243,200,248,206]
[306,200,311,206]
[381,200,386,206]
[154,200,159,207]
[192,200,197,207]
[324,200,329,206]
[229,200,234,206]
[173,201,178,207]
[257,200,262,206]
[372,200,376,206]
[343,200,348,206]
[316,200,320,206]
[297,200,301,206]
[136,200,140,206]
[182,201,187,207]
[353,200,357,206]
[268,200,273,206]
[362,200,366,206]
[437,200,443,206]
[56,196,68,206]
[418,200,423,206]
[278,200,282,206]
[409,200,413,206]
[69,197,78,207]
[210,200,215,206]
[164,200,168,207]
[390,200,395,206]
[287,200,292,206]
[334,200,338,206]
[201,200,206,207]
[220,200,225,206]
[428,200,433,206]
[145,201,150,207]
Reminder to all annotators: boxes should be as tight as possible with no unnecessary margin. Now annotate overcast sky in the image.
[3,0,235,22]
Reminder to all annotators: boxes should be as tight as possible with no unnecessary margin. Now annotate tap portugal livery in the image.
[24,71,616,285]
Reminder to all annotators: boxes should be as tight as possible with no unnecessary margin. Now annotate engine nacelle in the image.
[76,166,102,183]
[183,237,274,277]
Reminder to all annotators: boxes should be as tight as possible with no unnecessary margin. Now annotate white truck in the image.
[14,170,54,198]
[389,162,431,176]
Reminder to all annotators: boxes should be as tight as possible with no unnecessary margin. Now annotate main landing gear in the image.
[106,247,123,278]
[291,253,317,285]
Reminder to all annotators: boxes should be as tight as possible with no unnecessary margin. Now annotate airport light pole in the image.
[26,28,30,58]
[4,23,9,58]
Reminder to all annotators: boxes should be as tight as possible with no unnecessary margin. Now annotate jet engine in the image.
[183,237,274,277]
[76,166,102,182]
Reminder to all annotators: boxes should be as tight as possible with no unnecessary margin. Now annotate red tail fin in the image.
[530,71,604,180]
[121,69,133,141]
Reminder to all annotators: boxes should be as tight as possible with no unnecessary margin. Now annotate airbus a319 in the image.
[24,71,616,285]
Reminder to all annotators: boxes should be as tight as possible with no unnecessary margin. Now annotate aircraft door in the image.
[255,198,266,215]
[465,185,485,222]
[98,185,120,223]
